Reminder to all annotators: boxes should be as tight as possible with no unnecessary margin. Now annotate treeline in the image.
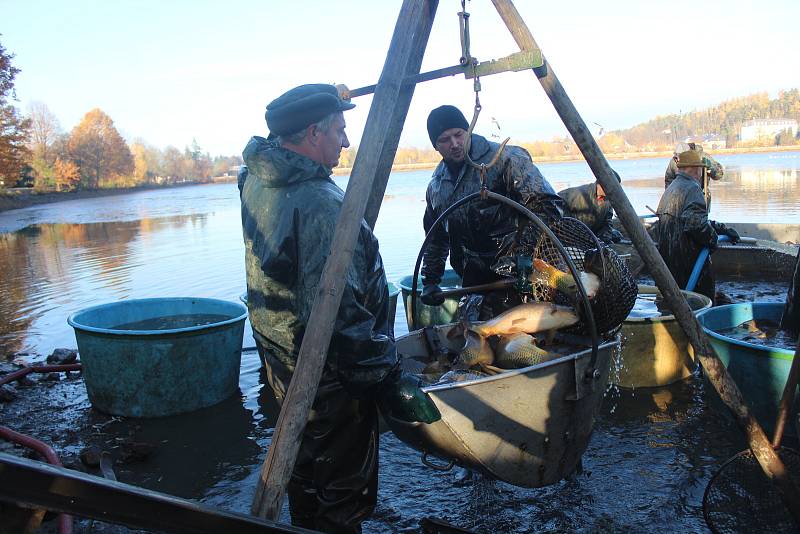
[0,38,241,191]
[615,89,800,150]
[23,103,242,191]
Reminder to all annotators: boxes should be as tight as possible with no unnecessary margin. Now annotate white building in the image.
[740,118,798,142]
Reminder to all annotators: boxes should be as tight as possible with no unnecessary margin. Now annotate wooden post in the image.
[250,0,438,520]
[489,0,800,522]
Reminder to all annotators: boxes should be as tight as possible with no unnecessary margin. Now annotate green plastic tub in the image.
[398,269,462,330]
[68,297,247,418]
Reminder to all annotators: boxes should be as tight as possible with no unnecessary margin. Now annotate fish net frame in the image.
[513,216,638,336]
[703,447,800,534]
[410,191,601,368]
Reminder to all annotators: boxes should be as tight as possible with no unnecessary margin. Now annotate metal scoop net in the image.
[703,447,800,533]
[497,216,637,335]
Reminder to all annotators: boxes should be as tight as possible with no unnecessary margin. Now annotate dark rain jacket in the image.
[558,182,616,244]
[240,135,397,396]
[421,134,563,287]
[652,173,719,300]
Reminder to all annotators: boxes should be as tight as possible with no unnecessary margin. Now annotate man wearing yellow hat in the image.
[652,149,738,302]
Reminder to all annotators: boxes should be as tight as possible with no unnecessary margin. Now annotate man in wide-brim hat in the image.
[652,149,738,302]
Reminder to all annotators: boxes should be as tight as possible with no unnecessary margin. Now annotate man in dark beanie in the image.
[420,105,563,315]
[240,84,440,533]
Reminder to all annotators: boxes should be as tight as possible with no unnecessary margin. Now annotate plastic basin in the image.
[398,269,463,330]
[613,285,712,388]
[68,297,247,418]
[696,302,796,434]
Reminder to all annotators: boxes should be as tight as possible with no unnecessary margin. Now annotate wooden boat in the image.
[696,302,797,436]
[385,324,618,488]
[613,285,712,388]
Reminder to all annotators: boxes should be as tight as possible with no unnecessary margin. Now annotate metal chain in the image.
[457,0,509,195]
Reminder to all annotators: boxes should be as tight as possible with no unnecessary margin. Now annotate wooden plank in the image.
[489,0,800,523]
[250,0,438,520]
[0,453,309,534]
[360,1,439,229]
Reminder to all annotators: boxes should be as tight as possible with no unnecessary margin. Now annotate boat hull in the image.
[388,324,617,488]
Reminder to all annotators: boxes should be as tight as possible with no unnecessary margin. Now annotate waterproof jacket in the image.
[240,136,397,396]
[665,150,723,189]
[421,134,563,286]
[558,182,616,244]
[652,173,719,299]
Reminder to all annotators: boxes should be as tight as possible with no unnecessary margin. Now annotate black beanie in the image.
[427,105,469,146]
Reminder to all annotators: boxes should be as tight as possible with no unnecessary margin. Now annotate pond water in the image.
[1,150,799,532]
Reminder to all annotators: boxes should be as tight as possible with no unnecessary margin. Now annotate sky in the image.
[2,0,799,157]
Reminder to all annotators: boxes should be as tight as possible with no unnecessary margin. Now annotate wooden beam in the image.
[360,1,439,229]
[0,453,309,534]
[250,0,438,520]
[489,0,800,523]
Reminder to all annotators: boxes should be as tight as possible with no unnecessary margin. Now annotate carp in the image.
[495,332,558,369]
[469,302,579,338]
[532,258,600,299]
[459,329,495,367]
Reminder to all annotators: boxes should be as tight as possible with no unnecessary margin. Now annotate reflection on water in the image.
[0,151,798,531]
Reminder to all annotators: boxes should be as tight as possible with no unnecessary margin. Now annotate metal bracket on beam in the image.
[339,49,543,101]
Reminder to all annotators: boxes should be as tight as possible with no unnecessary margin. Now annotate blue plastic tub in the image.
[68,297,248,418]
[398,269,463,330]
[696,302,796,434]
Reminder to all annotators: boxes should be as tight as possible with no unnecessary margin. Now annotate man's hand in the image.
[420,284,445,306]
[609,228,624,244]
[723,226,741,244]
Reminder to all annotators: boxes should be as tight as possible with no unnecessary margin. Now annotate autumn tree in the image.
[53,158,80,191]
[0,36,30,187]
[67,108,133,189]
[26,101,64,189]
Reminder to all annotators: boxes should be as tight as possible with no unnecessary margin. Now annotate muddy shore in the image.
[0,181,228,214]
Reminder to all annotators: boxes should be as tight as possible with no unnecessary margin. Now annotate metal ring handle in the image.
[410,191,599,369]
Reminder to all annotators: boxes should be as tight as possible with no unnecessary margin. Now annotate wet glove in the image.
[609,228,624,244]
[712,222,741,245]
[378,368,441,424]
[420,284,445,306]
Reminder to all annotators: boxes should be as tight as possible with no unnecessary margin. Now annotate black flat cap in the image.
[265,83,355,136]
[427,105,469,146]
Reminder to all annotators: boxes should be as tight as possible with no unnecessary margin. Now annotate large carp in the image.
[532,258,601,299]
[470,302,579,338]
[457,302,579,367]
[495,332,558,369]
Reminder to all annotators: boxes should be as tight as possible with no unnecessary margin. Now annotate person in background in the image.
[665,141,724,191]
[652,149,739,302]
[558,172,624,245]
[419,105,563,313]
[240,83,440,533]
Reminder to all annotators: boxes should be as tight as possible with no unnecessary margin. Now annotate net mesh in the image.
[499,216,637,335]
[703,447,800,534]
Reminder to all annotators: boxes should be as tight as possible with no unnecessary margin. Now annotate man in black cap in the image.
[240,83,440,533]
[419,105,563,312]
